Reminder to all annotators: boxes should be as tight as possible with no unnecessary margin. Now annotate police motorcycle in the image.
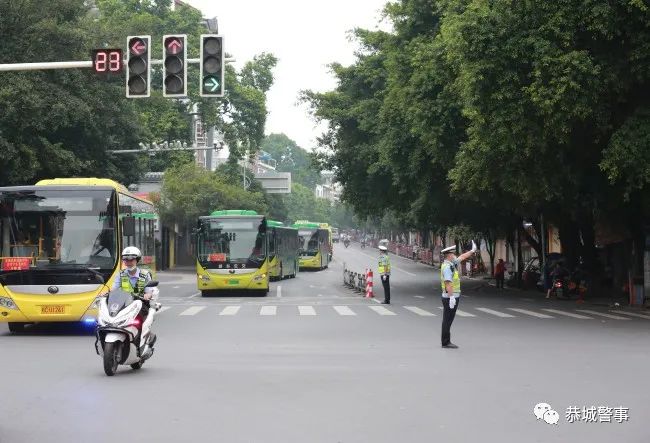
[95,281,160,376]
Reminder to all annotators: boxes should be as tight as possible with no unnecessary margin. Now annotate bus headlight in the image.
[253,274,266,282]
[0,297,18,310]
[200,274,211,282]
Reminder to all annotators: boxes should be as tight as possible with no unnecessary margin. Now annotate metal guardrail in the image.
[342,263,367,293]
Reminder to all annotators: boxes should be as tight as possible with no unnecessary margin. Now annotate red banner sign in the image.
[2,257,31,271]
[208,253,226,262]
[142,255,154,265]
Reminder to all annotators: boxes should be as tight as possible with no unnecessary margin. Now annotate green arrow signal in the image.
[203,77,220,92]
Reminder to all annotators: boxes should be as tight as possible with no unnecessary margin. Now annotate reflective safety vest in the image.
[440,260,461,293]
[120,269,151,296]
[378,255,391,275]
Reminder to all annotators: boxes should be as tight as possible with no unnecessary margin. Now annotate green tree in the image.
[158,162,268,225]
[0,0,145,186]
[261,133,321,188]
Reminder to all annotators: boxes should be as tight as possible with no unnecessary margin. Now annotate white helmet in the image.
[121,246,142,261]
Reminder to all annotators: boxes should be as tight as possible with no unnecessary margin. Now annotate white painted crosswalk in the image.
[219,306,241,316]
[369,305,397,316]
[475,307,516,318]
[298,306,316,316]
[404,306,436,316]
[610,310,650,319]
[153,304,648,323]
[179,306,205,316]
[507,308,555,319]
[575,310,630,320]
[260,306,277,316]
[542,309,592,319]
[333,306,356,316]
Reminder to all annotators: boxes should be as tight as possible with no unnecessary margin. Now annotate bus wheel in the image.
[8,322,26,333]
[200,290,210,297]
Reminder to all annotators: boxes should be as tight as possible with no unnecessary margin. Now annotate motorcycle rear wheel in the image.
[103,342,120,376]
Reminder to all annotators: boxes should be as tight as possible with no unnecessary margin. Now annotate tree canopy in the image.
[303,0,650,267]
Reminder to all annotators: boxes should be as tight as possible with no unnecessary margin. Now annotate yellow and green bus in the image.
[292,221,332,270]
[267,220,299,281]
[0,178,156,333]
[196,210,270,296]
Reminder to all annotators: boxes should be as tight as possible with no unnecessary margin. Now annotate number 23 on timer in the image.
[92,49,123,74]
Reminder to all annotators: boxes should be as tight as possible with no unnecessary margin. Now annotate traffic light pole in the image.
[0,58,235,72]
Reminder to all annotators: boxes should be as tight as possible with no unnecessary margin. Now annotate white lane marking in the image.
[404,306,436,316]
[189,292,200,298]
[475,307,516,318]
[507,308,555,319]
[576,310,631,320]
[334,306,356,316]
[157,306,171,314]
[276,285,282,298]
[414,295,425,299]
[260,306,277,316]
[173,286,180,289]
[298,306,316,316]
[219,306,241,316]
[438,307,477,317]
[357,251,417,276]
[369,305,396,316]
[542,309,592,319]
[609,310,650,319]
[179,306,206,316]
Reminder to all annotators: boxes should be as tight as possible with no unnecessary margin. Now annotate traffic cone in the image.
[365,270,374,298]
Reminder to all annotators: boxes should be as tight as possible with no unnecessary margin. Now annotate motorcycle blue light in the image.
[84,318,96,324]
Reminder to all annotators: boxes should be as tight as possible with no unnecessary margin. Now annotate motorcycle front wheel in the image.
[103,342,121,376]
[131,361,143,370]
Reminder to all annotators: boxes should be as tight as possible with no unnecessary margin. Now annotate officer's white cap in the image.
[441,246,456,254]
[378,245,388,251]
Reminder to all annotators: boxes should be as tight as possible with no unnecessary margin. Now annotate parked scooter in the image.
[95,281,160,376]
[344,238,350,248]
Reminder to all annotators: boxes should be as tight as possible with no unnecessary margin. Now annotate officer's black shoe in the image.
[382,301,390,304]
[442,343,459,349]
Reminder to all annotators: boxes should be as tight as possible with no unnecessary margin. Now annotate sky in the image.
[184,0,390,151]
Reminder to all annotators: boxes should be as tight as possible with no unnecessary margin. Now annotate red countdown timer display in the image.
[92,49,123,74]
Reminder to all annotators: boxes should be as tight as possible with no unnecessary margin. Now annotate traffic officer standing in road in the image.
[378,245,391,304]
[440,241,477,349]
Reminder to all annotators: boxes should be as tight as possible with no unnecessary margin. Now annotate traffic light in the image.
[162,34,187,97]
[200,35,224,97]
[126,35,151,98]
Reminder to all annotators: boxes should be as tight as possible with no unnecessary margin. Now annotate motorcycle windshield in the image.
[106,289,135,316]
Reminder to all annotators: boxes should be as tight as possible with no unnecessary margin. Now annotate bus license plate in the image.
[41,305,65,314]
[227,279,239,285]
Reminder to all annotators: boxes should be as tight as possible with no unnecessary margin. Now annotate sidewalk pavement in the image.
[462,274,648,310]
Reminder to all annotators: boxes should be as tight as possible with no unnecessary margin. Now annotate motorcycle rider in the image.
[110,246,159,346]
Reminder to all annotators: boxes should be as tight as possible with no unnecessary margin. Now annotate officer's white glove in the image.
[471,240,478,253]
[449,296,456,309]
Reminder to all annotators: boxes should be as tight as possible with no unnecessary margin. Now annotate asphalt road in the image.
[1,242,649,443]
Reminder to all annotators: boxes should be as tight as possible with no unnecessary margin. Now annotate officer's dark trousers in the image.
[381,275,390,303]
[441,296,459,345]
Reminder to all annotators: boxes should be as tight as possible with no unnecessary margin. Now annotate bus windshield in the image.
[197,217,267,268]
[0,189,118,275]
[298,229,319,256]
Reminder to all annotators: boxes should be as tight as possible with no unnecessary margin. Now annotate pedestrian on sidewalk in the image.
[440,241,478,349]
[378,245,391,304]
[495,258,506,289]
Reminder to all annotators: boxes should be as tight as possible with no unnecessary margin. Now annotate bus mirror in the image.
[122,216,136,237]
